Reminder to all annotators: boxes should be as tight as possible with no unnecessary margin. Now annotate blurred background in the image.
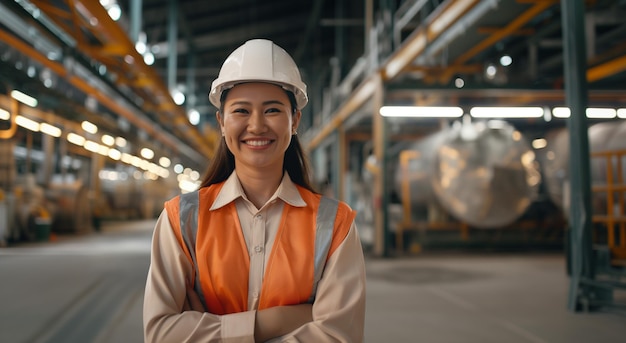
[0,0,625,342]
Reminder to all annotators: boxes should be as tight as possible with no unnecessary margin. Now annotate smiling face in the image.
[217,82,301,176]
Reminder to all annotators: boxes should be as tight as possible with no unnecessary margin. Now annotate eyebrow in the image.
[229,100,286,107]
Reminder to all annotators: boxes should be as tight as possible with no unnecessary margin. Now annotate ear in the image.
[292,110,302,135]
[216,111,224,133]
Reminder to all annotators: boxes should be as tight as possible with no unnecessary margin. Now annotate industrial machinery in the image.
[395,119,541,229]
[538,120,626,266]
[538,121,626,215]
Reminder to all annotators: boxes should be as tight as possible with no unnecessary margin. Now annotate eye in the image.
[265,107,282,114]
[231,108,249,114]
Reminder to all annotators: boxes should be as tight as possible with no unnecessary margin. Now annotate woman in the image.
[143,39,366,342]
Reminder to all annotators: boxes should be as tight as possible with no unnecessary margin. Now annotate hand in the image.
[255,303,313,342]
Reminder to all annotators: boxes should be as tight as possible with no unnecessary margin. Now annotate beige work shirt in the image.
[143,172,366,342]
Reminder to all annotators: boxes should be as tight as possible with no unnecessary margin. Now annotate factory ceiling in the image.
[0,0,625,169]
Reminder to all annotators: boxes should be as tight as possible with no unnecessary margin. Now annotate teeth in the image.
[246,140,271,146]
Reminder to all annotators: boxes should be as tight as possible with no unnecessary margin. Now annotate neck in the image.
[236,166,283,209]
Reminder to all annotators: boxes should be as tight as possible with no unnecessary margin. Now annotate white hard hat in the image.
[209,39,308,110]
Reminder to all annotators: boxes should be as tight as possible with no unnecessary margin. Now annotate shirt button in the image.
[255,214,262,220]
[254,245,263,253]
[253,292,259,298]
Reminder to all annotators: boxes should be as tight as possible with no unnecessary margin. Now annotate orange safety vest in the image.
[164,182,355,315]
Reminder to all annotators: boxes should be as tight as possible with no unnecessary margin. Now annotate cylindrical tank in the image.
[395,119,541,228]
[47,179,91,233]
[538,121,626,215]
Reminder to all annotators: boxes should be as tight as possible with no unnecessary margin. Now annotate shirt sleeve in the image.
[143,209,257,343]
[275,219,366,342]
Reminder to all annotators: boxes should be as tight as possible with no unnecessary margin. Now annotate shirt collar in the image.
[210,171,307,210]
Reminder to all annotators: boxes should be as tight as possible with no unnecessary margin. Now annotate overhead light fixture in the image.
[552,107,617,119]
[159,156,171,168]
[81,120,98,134]
[67,133,86,146]
[40,123,62,137]
[97,144,110,156]
[108,148,121,160]
[586,108,616,119]
[141,147,154,159]
[101,134,115,146]
[0,108,9,120]
[144,51,155,65]
[532,138,547,149]
[121,153,133,164]
[15,115,40,131]
[171,89,185,105]
[84,140,100,153]
[11,90,38,107]
[174,164,184,174]
[115,136,127,147]
[188,109,200,125]
[618,109,626,119]
[379,106,464,118]
[469,107,544,118]
[499,55,512,67]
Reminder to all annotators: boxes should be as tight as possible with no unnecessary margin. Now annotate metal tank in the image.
[538,121,626,215]
[47,177,92,233]
[395,119,541,228]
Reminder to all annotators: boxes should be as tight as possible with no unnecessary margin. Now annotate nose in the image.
[247,110,267,133]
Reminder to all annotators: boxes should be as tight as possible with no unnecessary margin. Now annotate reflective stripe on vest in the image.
[178,191,206,308]
[179,191,339,309]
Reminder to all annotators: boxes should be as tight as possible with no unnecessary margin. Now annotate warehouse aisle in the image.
[0,220,624,343]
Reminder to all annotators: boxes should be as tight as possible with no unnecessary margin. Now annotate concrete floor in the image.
[0,220,624,343]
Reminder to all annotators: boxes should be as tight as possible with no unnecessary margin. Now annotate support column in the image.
[130,0,143,43]
[561,0,594,312]
[167,0,178,93]
[38,130,55,187]
[372,73,389,257]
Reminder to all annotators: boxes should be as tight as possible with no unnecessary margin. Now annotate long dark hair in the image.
[200,87,316,193]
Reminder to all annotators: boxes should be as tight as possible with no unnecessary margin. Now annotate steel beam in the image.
[561,0,594,312]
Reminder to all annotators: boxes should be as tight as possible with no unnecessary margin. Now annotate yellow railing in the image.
[591,149,626,266]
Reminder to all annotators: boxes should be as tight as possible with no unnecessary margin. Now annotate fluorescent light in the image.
[553,107,617,118]
[15,115,40,131]
[81,120,98,134]
[11,90,38,107]
[84,140,100,153]
[121,153,133,164]
[67,133,86,146]
[618,109,626,119]
[0,108,9,120]
[140,147,154,159]
[159,156,171,168]
[586,108,616,119]
[158,168,170,179]
[40,123,62,137]
[97,144,109,156]
[553,107,570,118]
[144,52,155,65]
[101,134,115,146]
[108,148,121,160]
[470,107,544,118]
[115,136,127,147]
[131,156,143,168]
[140,159,150,170]
[532,138,547,149]
[379,106,463,118]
